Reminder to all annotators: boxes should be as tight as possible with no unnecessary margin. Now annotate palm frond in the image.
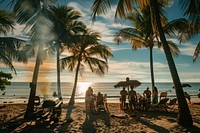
[114,0,134,22]
[157,40,180,57]
[167,41,180,57]
[0,37,28,63]
[179,0,200,24]
[114,28,148,49]
[193,41,200,62]
[164,18,190,37]
[0,51,16,74]
[60,56,78,71]
[84,56,108,76]
[0,9,15,35]
[91,0,112,22]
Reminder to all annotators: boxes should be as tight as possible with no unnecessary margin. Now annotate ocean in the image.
[0,82,199,103]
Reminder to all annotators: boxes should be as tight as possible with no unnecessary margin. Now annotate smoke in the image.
[37,82,50,96]
[30,8,55,96]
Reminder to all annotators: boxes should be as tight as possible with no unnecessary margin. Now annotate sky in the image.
[0,0,200,83]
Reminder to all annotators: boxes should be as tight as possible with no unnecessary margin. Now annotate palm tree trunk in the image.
[24,45,43,118]
[56,45,62,100]
[68,59,81,106]
[149,44,155,93]
[150,0,193,127]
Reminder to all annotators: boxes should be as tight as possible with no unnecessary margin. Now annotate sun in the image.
[77,82,92,96]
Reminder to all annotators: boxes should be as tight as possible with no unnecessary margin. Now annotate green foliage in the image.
[0,71,12,91]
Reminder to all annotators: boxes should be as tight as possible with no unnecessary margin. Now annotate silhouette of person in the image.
[120,87,128,110]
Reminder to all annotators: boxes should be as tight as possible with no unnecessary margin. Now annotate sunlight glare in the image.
[77,82,92,96]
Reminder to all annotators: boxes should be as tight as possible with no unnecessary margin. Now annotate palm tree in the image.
[0,9,28,74]
[8,0,58,118]
[150,0,192,126]
[91,0,193,126]
[60,29,113,106]
[114,7,180,93]
[49,5,86,100]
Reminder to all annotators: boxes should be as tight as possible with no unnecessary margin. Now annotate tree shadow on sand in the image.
[46,104,75,132]
[135,112,172,133]
[135,110,200,132]
[0,108,63,133]
[82,111,110,133]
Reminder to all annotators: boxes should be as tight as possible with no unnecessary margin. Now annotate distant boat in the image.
[2,92,5,95]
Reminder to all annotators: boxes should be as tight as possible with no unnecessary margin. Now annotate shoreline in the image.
[1,95,200,104]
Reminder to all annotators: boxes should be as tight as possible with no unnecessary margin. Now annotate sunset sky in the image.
[1,0,200,83]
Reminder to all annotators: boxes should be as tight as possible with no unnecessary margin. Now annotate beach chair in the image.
[150,98,169,111]
[34,96,41,106]
[160,92,167,101]
[166,98,177,111]
[34,96,42,112]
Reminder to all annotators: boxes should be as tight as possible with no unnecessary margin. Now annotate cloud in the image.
[2,0,200,83]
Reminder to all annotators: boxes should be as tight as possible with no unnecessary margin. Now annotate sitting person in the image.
[137,93,147,111]
[184,92,191,104]
[96,92,104,106]
[53,91,58,97]
[152,87,158,104]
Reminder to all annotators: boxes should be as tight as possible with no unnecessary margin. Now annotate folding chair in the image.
[150,98,169,111]
[166,98,177,111]
[160,92,167,101]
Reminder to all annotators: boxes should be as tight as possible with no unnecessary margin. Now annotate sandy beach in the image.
[0,98,200,133]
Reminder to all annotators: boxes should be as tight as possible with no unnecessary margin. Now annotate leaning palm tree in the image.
[60,29,113,106]
[49,5,86,100]
[150,0,193,126]
[91,0,193,127]
[0,9,28,74]
[114,7,180,93]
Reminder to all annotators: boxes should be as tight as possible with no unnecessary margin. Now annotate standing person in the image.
[152,86,158,104]
[143,87,151,103]
[198,89,200,98]
[120,87,128,111]
[128,86,137,113]
[85,87,93,111]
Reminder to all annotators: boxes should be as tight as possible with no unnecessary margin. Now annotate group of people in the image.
[85,87,108,112]
[120,86,137,112]
[84,85,197,113]
[119,86,160,112]
[119,86,196,112]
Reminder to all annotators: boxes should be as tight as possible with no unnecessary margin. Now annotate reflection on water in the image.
[2,82,199,103]
[76,82,92,97]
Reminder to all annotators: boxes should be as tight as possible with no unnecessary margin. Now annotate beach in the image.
[0,98,200,133]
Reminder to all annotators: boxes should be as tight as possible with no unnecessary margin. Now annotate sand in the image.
[0,98,200,133]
